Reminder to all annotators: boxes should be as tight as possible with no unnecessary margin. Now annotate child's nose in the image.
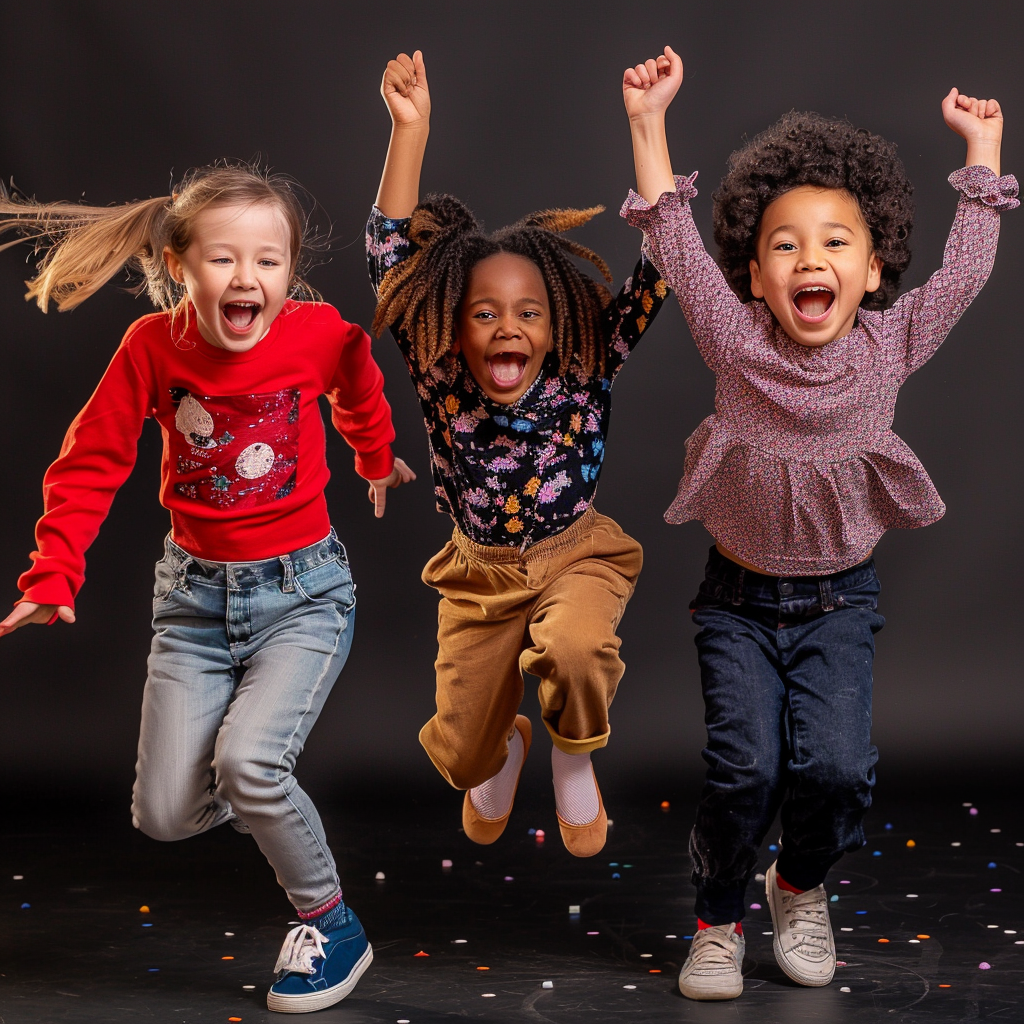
[798,245,828,271]
[495,313,521,337]
[232,264,259,288]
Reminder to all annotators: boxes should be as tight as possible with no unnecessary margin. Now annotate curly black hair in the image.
[373,193,614,374]
[712,111,915,309]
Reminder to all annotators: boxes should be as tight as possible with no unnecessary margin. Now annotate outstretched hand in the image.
[367,457,417,518]
[942,88,1003,174]
[381,50,430,129]
[623,45,683,120]
[0,601,75,638]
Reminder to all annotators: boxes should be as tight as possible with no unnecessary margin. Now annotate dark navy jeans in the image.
[689,546,883,925]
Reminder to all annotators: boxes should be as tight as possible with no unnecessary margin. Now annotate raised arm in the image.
[884,90,1016,375]
[620,48,756,370]
[622,45,681,205]
[375,50,431,219]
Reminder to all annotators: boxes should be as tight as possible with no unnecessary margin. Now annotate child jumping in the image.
[0,165,414,1012]
[621,47,1016,1000]
[367,51,668,856]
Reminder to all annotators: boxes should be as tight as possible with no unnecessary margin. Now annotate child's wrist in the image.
[391,118,430,135]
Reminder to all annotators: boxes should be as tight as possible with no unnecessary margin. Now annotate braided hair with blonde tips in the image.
[373,193,615,375]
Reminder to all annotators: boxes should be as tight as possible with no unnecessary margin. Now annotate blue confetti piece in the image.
[612,872,621,879]
[988,862,997,869]
[148,968,160,972]
[769,844,778,851]
[830,895,839,902]
[528,829,536,835]
[20,903,30,909]
[142,922,154,927]
[885,823,893,830]
[873,851,882,857]
[683,935,693,940]
[856,910,867,915]
[609,862,619,867]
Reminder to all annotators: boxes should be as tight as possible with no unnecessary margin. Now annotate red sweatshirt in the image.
[19,300,396,609]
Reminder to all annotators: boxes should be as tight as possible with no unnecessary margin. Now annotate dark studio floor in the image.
[1,779,1022,1024]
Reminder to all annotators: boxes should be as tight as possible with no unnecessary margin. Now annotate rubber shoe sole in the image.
[766,861,835,987]
[267,943,373,1013]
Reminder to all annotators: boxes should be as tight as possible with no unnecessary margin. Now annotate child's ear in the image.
[450,331,461,356]
[864,252,883,294]
[749,259,765,299]
[164,247,185,285]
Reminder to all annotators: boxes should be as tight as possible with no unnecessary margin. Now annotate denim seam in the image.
[277,597,349,908]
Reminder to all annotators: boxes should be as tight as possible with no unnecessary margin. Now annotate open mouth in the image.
[487,351,528,388]
[221,301,262,331]
[792,286,835,322]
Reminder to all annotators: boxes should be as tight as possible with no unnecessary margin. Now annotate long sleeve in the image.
[879,166,1019,377]
[18,341,152,608]
[323,311,396,481]
[620,173,757,371]
[603,256,670,380]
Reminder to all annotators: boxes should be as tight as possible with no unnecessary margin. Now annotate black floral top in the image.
[366,206,669,548]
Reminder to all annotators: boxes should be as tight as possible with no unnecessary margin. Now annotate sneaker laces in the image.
[688,924,740,969]
[273,924,330,975]
[780,887,830,952]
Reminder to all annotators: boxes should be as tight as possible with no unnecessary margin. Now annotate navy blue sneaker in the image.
[266,905,373,1013]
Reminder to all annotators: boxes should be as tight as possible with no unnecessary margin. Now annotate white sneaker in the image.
[766,860,835,986]
[677,923,745,1000]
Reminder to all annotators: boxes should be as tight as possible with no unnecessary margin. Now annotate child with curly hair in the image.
[0,165,415,1012]
[621,47,1016,1000]
[367,51,668,857]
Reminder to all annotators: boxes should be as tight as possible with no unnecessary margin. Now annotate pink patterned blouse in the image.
[622,166,1018,575]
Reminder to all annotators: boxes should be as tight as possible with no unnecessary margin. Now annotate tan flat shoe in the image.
[556,771,607,858]
[461,715,532,845]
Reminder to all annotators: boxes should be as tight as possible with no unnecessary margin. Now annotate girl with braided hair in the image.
[621,47,1016,1001]
[368,51,669,857]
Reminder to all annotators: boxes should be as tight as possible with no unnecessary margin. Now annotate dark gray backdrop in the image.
[1,1,1020,799]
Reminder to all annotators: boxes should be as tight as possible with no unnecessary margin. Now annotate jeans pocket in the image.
[294,559,356,611]
[689,577,731,612]
[153,557,182,602]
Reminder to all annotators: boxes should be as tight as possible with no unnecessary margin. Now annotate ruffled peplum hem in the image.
[667,420,947,574]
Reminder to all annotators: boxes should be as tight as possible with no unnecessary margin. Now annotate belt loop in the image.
[279,554,295,594]
[819,577,835,613]
[731,568,745,606]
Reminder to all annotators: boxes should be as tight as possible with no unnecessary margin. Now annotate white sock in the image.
[551,746,599,825]
[469,727,524,819]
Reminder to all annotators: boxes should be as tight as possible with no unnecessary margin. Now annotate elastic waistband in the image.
[164,529,343,588]
[453,506,597,565]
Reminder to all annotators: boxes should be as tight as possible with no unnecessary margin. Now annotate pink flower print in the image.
[453,411,482,434]
[585,411,601,432]
[537,470,571,504]
[573,499,590,514]
[465,488,491,508]
[488,455,521,473]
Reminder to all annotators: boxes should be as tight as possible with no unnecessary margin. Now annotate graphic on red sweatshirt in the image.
[170,387,300,510]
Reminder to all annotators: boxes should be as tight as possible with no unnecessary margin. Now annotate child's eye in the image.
[521,310,542,319]
[473,311,496,320]
[825,238,848,248]
[258,258,281,267]
[210,257,233,264]
[774,242,796,252]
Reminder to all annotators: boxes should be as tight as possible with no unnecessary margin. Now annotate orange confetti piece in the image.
[878,938,889,943]
[906,840,916,848]
[221,956,235,960]
[939,984,951,988]
[477,966,490,970]
[229,1019,242,1022]
[660,801,670,810]
[917,934,930,939]
[648,969,662,973]
[139,906,150,913]
[413,951,429,957]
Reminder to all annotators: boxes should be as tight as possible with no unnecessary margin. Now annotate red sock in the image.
[775,873,805,894]
[697,918,742,935]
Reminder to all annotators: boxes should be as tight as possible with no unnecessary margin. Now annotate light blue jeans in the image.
[131,530,355,913]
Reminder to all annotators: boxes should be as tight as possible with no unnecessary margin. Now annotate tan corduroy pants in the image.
[418,507,643,790]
